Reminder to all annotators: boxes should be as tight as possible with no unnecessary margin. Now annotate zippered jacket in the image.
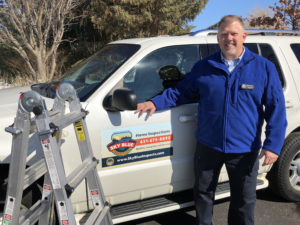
[151,47,287,155]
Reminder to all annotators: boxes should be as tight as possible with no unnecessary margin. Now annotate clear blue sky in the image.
[189,0,279,31]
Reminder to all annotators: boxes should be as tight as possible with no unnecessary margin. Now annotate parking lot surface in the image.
[120,189,300,225]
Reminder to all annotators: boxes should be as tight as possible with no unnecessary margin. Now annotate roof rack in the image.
[190,29,300,36]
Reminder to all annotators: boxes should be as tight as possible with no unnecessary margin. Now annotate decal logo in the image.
[107,131,136,156]
[106,158,115,166]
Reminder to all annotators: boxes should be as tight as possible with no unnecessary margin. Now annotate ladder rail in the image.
[3,111,32,225]
[3,84,113,225]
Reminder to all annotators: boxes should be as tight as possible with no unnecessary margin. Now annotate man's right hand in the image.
[135,101,156,117]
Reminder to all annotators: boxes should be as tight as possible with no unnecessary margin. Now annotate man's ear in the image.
[243,32,247,41]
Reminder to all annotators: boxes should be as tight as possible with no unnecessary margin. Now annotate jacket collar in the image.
[208,46,256,73]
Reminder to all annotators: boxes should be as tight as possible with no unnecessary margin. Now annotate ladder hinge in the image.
[81,108,89,118]
[65,184,74,198]
[92,157,100,164]
[49,122,59,136]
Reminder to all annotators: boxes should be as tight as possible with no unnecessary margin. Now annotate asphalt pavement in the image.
[120,189,300,225]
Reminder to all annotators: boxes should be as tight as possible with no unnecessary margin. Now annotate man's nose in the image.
[227,34,234,40]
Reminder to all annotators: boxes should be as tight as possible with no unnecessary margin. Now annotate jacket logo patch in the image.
[241,84,254,90]
[107,131,136,156]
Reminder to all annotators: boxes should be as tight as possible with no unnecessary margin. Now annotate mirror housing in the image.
[103,88,137,112]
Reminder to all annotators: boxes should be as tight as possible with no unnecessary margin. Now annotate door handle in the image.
[285,101,293,109]
[179,113,197,122]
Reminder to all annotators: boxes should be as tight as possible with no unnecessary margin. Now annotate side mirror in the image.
[158,65,184,88]
[103,88,137,112]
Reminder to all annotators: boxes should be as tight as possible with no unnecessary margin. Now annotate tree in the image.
[61,0,105,63]
[90,0,209,42]
[0,44,32,83]
[247,0,299,30]
[245,6,274,29]
[0,0,81,82]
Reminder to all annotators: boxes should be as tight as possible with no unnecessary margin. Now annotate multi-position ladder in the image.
[2,83,113,225]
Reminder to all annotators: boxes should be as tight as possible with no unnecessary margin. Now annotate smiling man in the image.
[136,15,287,225]
[217,17,247,60]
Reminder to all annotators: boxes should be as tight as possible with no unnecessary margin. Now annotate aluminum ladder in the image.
[2,83,113,225]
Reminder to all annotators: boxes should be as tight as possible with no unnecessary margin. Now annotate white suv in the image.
[0,30,300,223]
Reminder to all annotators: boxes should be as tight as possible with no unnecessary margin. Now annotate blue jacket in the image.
[151,47,287,155]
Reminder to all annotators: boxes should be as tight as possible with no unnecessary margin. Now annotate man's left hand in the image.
[259,149,279,166]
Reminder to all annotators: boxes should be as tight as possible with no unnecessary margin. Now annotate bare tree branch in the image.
[0,0,82,82]
[247,0,299,31]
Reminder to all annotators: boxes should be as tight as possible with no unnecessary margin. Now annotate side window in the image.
[291,44,300,63]
[123,45,200,103]
[244,43,259,54]
[206,43,259,56]
[259,44,284,87]
[207,44,220,55]
[199,44,210,59]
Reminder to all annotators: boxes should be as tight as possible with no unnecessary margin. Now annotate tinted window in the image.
[207,44,220,56]
[291,44,300,63]
[259,44,284,86]
[206,43,259,55]
[244,43,259,54]
[123,45,200,103]
[199,44,209,59]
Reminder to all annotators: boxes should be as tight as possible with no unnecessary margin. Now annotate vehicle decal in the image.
[101,123,173,168]
[107,131,136,156]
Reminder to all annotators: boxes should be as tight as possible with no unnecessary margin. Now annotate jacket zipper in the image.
[223,74,231,153]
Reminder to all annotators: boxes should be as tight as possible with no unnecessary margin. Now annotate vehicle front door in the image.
[97,45,201,204]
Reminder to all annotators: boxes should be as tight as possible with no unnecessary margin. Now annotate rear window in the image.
[291,44,300,63]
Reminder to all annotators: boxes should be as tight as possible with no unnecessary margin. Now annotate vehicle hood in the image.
[0,86,55,163]
[0,86,31,117]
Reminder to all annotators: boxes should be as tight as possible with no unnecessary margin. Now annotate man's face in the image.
[217,21,247,60]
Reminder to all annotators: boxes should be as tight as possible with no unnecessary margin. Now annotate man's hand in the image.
[259,149,279,166]
[135,101,156,117]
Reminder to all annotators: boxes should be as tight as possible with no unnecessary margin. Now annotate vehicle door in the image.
[91,45,202,204]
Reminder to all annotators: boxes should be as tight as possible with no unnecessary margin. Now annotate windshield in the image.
[31,44,140,101]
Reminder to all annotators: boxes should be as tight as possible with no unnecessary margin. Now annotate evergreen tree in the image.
[90,0,209,42]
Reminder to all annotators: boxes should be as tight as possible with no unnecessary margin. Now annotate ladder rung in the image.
[66,157,98,197]
[24,159,47,190]
[51,111,87,130]
[19,199,48,225]
[48,109,62,117]
[5,126,22,135]
[85,202,111,225]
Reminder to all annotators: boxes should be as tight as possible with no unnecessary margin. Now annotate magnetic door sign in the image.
[101,123,173,168]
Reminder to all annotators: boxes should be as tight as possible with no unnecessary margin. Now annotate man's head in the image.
[217,15,247,60]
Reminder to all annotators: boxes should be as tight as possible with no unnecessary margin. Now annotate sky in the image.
[189,0,279,31]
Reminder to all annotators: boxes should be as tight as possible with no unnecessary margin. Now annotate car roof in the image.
[111,35,207,46]
[110,30,300,47]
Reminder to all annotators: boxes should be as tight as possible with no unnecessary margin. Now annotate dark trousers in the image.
[194,142,259,225]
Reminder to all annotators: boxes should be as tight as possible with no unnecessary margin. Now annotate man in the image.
[136,15,287,225]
